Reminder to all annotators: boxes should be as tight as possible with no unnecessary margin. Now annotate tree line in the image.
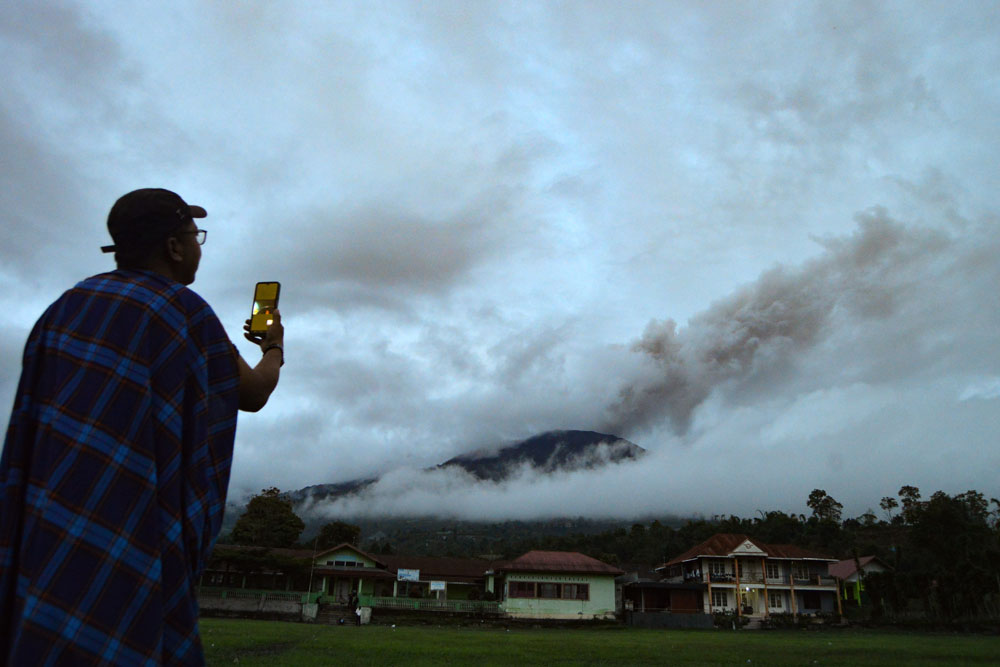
[218,485,1000,622]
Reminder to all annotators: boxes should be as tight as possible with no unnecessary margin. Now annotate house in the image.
[311,543,397,602]
[202,544,623,622]
[492,550,623,620]
[200,544,314,591]
[378,554,497,602]
[655,534,841,619]
[829,556,889,607]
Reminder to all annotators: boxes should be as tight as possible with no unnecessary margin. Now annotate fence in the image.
[197,587,322,603]
[198,588,501,615]
[359,595,501,615]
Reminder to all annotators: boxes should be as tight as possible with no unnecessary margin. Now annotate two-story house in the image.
[655,533,841,619]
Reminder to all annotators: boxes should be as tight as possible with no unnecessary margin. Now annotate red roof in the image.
[828,556,886,580]
[378,555,496,583]
[662,533,835,568]
[499,550,624,575]
[211,544,314,559]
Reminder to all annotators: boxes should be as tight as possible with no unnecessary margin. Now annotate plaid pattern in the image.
[1,270,240,665]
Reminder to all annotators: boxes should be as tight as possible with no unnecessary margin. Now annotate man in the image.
[0,188,284,665]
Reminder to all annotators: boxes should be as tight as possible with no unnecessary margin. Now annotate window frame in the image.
[709,559,730,576]
[508,581,536,598]
[711,589,728,607]
[507,580,590,601]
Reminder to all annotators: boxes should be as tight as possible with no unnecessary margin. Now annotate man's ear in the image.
[165,235,184,262]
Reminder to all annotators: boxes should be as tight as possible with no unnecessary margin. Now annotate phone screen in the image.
[250,281,280,334]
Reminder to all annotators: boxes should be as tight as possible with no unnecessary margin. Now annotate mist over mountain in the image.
[438,430,646,481]
[223,431,646,535]
[280,430,643,505]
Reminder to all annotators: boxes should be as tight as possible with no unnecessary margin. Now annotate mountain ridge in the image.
[263,430,645,509]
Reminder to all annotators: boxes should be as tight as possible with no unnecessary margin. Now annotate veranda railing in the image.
[358,595,500,614]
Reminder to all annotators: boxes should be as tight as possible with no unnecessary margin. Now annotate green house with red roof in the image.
[202,545,624,621]
[493,550,624,620]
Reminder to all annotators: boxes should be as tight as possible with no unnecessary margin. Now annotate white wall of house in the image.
[502,573,617,620]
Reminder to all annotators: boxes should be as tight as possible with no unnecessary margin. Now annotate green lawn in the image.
[200,618,998,666]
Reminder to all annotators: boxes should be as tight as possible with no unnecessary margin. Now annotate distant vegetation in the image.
[219,485,1000,624]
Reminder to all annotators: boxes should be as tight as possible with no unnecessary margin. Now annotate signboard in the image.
[429,581,446,591]
[397,568,420,582]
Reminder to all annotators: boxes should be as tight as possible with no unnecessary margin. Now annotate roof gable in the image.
[313,543,384,568]
[729,538,766,556]
[661,533,836,568]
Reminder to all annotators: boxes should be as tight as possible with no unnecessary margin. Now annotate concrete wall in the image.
[626,612,714,629]
[199,595,317,622]
[502,574,617,620]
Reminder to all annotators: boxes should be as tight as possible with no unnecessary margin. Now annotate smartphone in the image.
[250,281,280,335]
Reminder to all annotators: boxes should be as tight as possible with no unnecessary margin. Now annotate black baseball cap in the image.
[101,188,207,255]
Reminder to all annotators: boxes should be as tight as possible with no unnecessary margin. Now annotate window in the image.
[766,562,781,579]
[709,560,730,576]
[334,559,362,568]
[508,581,535,598]
[508,581,590,600]
[768,591,783,609]
[711,590,728,607]
[538,583,560,599]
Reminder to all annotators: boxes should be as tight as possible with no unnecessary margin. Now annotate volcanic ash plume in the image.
[606,208,950,435]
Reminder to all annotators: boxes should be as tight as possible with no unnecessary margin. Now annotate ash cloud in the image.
[606,209,951,436]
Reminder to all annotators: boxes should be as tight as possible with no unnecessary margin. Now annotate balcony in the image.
[794,575,836,587]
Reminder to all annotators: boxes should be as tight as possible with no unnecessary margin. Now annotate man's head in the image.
[102,188,207,284]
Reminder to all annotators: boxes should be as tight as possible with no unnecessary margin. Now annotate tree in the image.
[230,487,305,548]
[904,489,999,618]
[898,485,923,525]
[314,521,362,550]
[879,496,898,522]
[807,489,844,523]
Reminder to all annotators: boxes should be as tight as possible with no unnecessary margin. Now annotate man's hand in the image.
[244,309,283,349]
[238,309,283,412]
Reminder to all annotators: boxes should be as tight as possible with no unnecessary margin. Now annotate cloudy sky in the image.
[3,1,998,522]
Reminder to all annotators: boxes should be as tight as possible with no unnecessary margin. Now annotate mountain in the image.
[221,430,649,545]
[267,430,644,508]
[438,430,646,481]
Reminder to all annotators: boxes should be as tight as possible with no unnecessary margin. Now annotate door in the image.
[334,578,353,602]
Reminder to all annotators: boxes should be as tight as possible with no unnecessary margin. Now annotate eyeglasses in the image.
[175,229,207,245]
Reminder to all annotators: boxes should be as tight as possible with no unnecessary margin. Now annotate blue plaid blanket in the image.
[1,270,240,665]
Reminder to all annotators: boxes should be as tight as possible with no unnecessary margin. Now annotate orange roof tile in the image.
[661,533,835,568]
[499,550,624,575]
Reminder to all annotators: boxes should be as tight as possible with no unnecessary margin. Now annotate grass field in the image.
[200,618,998,666]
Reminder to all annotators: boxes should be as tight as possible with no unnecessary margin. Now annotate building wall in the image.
[313,547,378,568]
[705,584,836,615]
[501,573,617,620]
